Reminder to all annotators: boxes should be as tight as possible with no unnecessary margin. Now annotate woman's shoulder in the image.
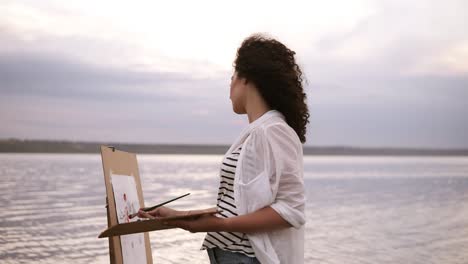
[251,118,302,149]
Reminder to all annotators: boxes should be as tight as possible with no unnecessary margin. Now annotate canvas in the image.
[111,173,147,264]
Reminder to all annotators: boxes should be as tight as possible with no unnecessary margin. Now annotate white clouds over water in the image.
[1,0,467,147]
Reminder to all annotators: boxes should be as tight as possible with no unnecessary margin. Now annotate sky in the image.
[0,0,467,148]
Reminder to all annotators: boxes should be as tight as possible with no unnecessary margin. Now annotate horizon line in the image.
[1,137,468,152]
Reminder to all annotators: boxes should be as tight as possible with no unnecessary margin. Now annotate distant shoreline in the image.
[0,138,467,156]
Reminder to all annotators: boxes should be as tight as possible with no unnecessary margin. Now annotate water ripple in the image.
[1,154,467,263]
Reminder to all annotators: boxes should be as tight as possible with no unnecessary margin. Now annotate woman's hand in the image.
[163,214,226,233]
[136,206,181,219]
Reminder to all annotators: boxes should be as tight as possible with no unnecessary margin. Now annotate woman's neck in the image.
[246,102,271,124]
[244,83,271,124]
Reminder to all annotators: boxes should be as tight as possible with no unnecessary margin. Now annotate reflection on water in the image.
[1,154,467,263]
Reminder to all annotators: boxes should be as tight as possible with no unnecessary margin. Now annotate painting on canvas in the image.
[111,173,147,264]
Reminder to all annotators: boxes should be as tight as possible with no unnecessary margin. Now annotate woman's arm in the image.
[163,205,292,234]
[225,206,292,233]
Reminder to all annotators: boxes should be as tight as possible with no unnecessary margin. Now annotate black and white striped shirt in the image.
[201,145,256,257]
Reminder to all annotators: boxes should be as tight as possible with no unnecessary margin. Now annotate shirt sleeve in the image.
[264,123,306,229]
[240,123,306,229]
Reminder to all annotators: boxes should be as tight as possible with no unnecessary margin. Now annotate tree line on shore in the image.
[1,139,467,156]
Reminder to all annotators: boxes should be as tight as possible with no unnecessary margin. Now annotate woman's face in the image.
[229,71,247,114]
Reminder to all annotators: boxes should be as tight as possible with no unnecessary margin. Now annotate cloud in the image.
[0,0,467,148]
[0,51,230,102]
[305,0,468,77]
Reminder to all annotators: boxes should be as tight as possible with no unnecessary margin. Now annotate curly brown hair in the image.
[233,33,310,143]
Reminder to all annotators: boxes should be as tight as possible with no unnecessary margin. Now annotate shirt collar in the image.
[226,109,285,155]
[240,109,286,136]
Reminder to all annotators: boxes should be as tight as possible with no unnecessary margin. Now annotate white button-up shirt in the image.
[226,109,306,264]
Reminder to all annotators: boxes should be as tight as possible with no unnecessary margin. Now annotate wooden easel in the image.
[99,145,218,263]
[100,145,153,264]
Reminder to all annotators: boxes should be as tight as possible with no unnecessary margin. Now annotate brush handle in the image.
[128,192,191,219]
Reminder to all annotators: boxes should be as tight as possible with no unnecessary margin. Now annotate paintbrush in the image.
[129,192,190,219]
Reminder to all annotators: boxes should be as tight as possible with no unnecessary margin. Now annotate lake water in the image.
[1,154,468,263]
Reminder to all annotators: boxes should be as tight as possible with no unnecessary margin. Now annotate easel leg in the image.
[106,197,116,264]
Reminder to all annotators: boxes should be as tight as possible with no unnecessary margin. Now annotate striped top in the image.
[200,145,256,257]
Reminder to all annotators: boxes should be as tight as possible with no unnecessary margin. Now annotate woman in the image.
[138,33,310,263]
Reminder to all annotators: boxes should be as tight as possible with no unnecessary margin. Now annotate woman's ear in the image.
[241,77,249,85]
